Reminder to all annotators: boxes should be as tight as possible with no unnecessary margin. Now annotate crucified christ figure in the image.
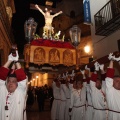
[35,4,63,39]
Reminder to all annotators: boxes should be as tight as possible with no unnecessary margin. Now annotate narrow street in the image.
[27,99,51,120]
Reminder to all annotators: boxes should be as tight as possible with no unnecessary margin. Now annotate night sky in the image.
[12,0,59,55]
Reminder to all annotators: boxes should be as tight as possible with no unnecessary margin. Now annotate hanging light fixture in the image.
[24,18,37,43]
[69,25,81,48]
[69,25,81,70]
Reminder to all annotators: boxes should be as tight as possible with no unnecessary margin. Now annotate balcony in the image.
[94,0,120,36]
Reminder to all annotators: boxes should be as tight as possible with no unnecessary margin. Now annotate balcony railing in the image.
[94,0,120,36]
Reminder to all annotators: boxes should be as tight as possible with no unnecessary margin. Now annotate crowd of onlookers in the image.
[26,84,54,112]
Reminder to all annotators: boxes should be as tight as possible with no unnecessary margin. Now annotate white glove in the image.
[80,70,86,79]
[62,73,66,79]
[66,72,69,77]
[8,53,14,61]
[70,70,75,80]
[58,74,61,80]
[71,70,75,77]
[12,51,19,61]
[94,61,99,71]
[99,64,104,71]
[114,56,120,61]
[85,65,90,71]
[108,53,115,61]
[80,70,85,75]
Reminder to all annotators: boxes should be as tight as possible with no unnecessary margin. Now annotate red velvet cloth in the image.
[0,67,9,80]
[106,68,115,78]
[86,77,90,84]
[91,73,98,82]
[30,39,75,49]
[15,68,26,82]
[101,73,106,81]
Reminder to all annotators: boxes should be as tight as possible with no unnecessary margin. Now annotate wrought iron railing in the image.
[94,0,120,30]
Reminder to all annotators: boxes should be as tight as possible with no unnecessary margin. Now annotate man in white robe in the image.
[69,70,76,119]
[51,79,61,120]
[59,79,66,120]
[85,66,94,120]
[69,73,86,120]
[0,51,28,120]
[69,70,76,93]
[64,80,71,120]
[90,62,108,120]
[61,72,71,120]
[105,54,120,120]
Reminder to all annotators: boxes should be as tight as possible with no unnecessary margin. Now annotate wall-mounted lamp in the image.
[84,45,90,53]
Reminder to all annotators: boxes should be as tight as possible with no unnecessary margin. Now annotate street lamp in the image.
[24,17,37,43]
[69,25,81,69]
[69,25,81,48]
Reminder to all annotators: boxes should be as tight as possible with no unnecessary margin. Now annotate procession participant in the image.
[69,71,86,120]
[85,65,94,120]
[105,53,120,120]
[69,70,76,92]
[90,61,108,120]
[51,78,61,120]
[58,73,67,120]
[69,70,76,118]
[62,72,71,120]
[0,51,28,120]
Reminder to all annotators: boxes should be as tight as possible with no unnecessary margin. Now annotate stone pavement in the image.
[27,99,51,120]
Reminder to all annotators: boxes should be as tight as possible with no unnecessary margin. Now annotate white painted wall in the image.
[89,0,120,59]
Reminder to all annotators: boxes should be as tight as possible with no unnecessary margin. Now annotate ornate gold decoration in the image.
[24,45,76,67]
[6,6,12,21]
[49,49,60,65]
[24,44,30,68]
[63,49,73,66]
[33,47,45,63]
[53,31,61,40]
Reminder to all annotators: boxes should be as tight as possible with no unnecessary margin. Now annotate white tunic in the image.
[69,83,76,117]
[63,84,71,120]
[59,84,66,120]
[85,84,94,120]
[0,68,28,120]
[90,73,108,120]
[70,82,86,120]
[69,83,76,93]
[51,81,61,120]
[105,68,120,120]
